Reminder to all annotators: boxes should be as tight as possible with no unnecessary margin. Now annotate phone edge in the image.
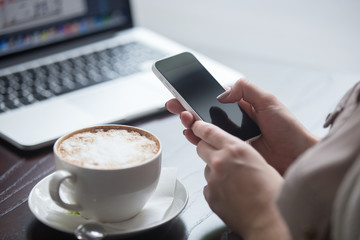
[151,62,203,121]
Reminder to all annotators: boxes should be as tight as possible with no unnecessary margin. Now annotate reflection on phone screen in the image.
[209,106,260,140]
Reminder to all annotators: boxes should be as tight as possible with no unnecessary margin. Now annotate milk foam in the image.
[58,129,159,169]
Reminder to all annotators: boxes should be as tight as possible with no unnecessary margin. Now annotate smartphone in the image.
[152,52,261,141]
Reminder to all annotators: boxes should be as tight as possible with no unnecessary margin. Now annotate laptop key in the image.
[48,82,63,95]
[19,95,37,105]
[0,84,6,95]
[33,90,55,101]
[4,98,22,109]
[0,102,8,113]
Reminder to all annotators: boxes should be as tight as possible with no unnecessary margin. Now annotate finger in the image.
[180,111,195,129]
[218,78,278,111]
[192,121,238,149]
[204,164,212,183]
[196,139,218,164]
[203,185,218,211]
[165,98,186,114]
[183,129,201,145]
[203,185,210,203]
[238,99,257,120]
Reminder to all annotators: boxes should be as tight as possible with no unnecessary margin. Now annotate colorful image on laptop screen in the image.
[0,0,132,57]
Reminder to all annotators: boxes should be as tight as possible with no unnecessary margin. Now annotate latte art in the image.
[58,128,159,169]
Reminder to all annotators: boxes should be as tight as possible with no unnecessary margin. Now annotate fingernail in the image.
[217,89,231,100]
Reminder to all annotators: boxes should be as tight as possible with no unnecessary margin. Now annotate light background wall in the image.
[132,0,360,74]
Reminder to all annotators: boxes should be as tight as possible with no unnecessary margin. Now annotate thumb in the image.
[217,78,277,111]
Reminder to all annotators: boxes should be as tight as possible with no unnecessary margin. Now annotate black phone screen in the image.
[155,52,261,141]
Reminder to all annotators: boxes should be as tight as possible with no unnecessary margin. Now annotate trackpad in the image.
[67,77,170,121]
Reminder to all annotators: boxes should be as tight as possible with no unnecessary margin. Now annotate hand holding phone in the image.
[152,52,261,141]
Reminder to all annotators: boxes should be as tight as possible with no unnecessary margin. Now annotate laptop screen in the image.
[0,0,132,57]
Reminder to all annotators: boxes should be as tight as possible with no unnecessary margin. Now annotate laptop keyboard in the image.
[0,42,165,113]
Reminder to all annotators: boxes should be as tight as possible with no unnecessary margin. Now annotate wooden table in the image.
[0,112,242,240]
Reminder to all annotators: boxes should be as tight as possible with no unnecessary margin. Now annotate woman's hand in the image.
[166,78,297,238]
[192,120,290,239]
[166,78,319,174]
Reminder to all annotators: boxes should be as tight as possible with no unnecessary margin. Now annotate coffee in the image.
[57,126,160,169]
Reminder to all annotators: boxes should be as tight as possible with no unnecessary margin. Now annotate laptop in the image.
[0,0,241,150]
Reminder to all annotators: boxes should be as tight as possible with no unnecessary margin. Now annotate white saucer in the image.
[28,172,188,236]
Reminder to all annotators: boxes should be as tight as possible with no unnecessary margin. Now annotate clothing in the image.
[276,81,360,240]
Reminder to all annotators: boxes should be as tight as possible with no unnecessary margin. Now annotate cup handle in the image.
[49,170,81,211]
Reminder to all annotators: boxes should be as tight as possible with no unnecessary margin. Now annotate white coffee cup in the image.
[49,125,162,223]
